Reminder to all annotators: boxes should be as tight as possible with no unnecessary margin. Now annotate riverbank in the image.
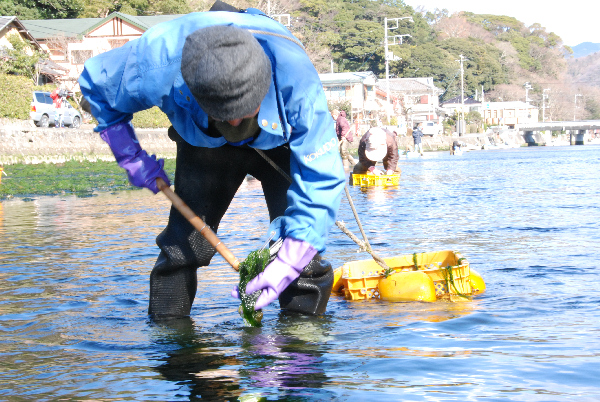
[1,119,527,165]
[6,117,595,168]
[0,121,534,199]
[0,119,176,165]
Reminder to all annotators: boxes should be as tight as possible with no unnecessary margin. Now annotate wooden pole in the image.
[156,178,240,271]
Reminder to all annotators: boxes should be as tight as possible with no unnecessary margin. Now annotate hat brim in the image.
[365,147,387,162]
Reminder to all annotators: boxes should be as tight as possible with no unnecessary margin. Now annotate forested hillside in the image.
[3,0,600,120]
[568,52,600,87]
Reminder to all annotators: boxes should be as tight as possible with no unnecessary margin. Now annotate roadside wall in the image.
[0,120,175,165]
[352,130,528,153]
[5,118,575,165]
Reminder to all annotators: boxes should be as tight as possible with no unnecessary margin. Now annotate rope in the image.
[248,29,305,51]
[253,148,390,270]
[254,149,293,184]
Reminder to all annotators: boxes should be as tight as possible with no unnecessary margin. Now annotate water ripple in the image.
[1,146,600,400]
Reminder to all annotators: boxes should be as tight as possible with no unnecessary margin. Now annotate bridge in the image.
[517,120,600,145]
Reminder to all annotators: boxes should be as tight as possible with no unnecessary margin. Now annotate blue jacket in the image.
[78,10,345,253]
[412,128,424,144]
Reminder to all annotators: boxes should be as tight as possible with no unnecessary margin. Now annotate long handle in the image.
[156,178,240,271]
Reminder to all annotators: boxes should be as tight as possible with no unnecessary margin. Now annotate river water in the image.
[1,145,599,401]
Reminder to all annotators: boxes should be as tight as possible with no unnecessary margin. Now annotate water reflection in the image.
[377,299,477,325]
[151,317,243,400]
[241,321,329,393]
[357,184,401,204]
[149,312,335,401]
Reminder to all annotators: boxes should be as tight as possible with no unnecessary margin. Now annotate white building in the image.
[377,77,443,129]
[319,71,397,125]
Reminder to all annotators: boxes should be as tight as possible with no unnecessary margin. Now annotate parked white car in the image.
[30,91,81,128]
[421,121,442,137]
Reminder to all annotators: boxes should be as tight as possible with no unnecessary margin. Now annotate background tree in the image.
[1,0,84,19]
[0,33,48,84]
[584,95,600,120]
[79,0,191,17]
[4,0,598,120]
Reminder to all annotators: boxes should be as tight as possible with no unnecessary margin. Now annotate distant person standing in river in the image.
[335,110,356,169]
[450,140,461,155]
[412,123,424,156]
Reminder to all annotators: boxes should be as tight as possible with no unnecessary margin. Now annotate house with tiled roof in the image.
[440,95,483,115]
[21,13,183,90]
[1,16,40,51]
[1,16,70,83]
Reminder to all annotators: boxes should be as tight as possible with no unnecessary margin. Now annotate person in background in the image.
[450,140,461,155]
[412,122,424,156]
[353,127,400,176]
[331,109,339,137]
[78,2,346,319]
[331,109,339,122]
[335,110,356,169]
[50,87,64,128]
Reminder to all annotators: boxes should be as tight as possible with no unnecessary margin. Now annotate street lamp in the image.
[524,82,532,103]
[384,17,412,124]
[542,88,550,122]
[574,94,582,121]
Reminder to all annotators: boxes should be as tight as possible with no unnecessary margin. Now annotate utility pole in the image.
[267,0,291,26]
[574,94,583,121]
[456,54,466,136]
[542,88,550,122]
[384,16,390,124]
[384,17,412,125]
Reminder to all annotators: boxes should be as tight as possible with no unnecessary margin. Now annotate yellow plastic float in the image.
[378,271,437,302]
[351,173,401,187]
[332,250,485,302]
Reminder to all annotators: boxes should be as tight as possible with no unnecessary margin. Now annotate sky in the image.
[403,0,600,47]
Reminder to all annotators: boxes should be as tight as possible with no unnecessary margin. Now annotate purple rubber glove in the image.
[100,122,170,194]
[233,237,317,310]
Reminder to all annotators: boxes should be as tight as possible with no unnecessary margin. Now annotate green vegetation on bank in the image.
[0,159,176,200]
[0,74,55,120]
[0,0,190,20]
[0,73,171,128]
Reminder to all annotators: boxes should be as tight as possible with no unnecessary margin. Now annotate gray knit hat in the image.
[181,25,272,121]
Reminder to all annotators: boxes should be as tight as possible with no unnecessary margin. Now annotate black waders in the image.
[149,126,334,318]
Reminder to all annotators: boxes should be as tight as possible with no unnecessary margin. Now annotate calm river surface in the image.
[1,145,599,401]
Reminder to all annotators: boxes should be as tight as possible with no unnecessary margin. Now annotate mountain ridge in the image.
[571,42,600,58]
